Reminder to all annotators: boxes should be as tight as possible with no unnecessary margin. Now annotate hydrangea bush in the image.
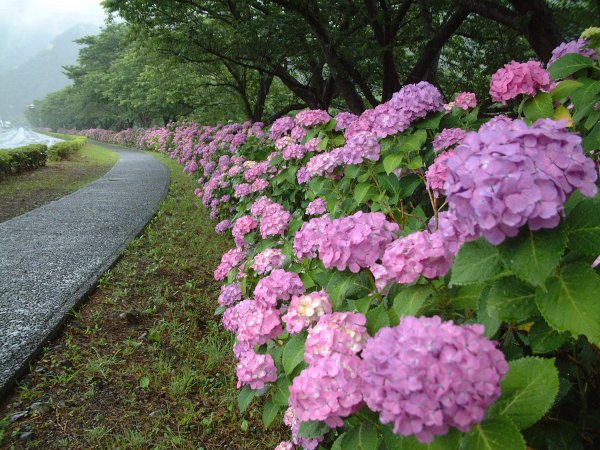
[74,29,600,450]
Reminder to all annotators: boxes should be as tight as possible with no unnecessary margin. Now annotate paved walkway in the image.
[0,142,170,397]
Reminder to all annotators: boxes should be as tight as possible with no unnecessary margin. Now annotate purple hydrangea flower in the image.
[306,198,327,216]
[218,282,243,307]
[548,38,597,66]
[432,128,467,152]
[360,316,509,443]
[215,219,232,234]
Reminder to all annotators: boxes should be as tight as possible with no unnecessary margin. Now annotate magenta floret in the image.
[236,351,277,390]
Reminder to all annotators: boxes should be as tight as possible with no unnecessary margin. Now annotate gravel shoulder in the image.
[0,142,170,398]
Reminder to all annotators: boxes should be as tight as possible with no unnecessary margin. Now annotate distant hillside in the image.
[0,24,99,124]
[0,29,56,73]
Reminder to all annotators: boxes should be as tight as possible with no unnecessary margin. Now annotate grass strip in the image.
[0,143,119,223]
[0,152,286,449]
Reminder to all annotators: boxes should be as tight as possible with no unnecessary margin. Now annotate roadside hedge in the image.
[0,144,48,178]
[48,137,87,161]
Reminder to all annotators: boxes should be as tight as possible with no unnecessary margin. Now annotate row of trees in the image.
[28,0,598,129]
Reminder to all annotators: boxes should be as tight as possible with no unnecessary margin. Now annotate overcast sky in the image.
[0,0,107,34]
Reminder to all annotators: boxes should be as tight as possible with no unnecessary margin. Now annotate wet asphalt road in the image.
[0,142,170,397]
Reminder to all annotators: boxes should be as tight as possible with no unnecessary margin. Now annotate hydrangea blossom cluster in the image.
[259,202,293,238]
[283,407,322,450]
[304,312,369,364]
[334,112,358,130]
[454,92,477,109]
[232,215,258,246]
[236,351,277,389]
[548,38,597,66]
[341,131,381,164]
[214,247,247,281]
[251,248,285,274]
[282,290,332,334]
[274,442,294,450]
[293,216,332,258]
[289,353,364,427]
[270,116,295,140]
[222,299,282,345]
[360,316,509,443]
[214,219,232,233]
[445,118,598,244]
[282,143,307,160]
[295,109,331,127]
[426,150,455,194]
[218,282,242,307]
[371,230,455,290]
[304,211,399,272]
[306,198,327,216]
[254,269,305,307]
[490,61,552,103]
[432,128,467,152]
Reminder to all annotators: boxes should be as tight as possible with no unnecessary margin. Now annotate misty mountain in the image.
[0,29,56,73]
[0,24,99,124]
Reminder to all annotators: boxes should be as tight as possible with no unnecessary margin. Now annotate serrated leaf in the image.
[523,92,554,121]
[451,284,484,310]
[298,420,329,439]
[347,296,373,314]
[354,182,374,204]
[498,227,567,286]
[366,304,390,335]
[400,428,461,449]
[477,288,501,337]
[393,285,433,317]
[341,422,380,450]
[282,332,306,374]
[262,399,280,428]
[552,105,573,126]
[461,417,526,450]
[407,155,423,169]
[486,277,537,323]
[493,357,559,429]
[583,121,600,152]
[450,239,502,285]
[326,270,373,309]
[270,376,290,406]
[238,386,255,414]
[399,129,427,153]
[548,53,595,79]
[529,320,568,354]
[535,262,600,345]
[383,154,404,174]
[550,79,584,100]
[415,111,443,129]
[566,197,600,256]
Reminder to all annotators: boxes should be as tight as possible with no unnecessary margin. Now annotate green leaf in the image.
[347,296,373,314]
[550,79,584,100]
[400,429,461,449]
[450,239,502,286]
[451,284,484,310]
[407,155,423,169]
[535,262,600,345]
[262,400,280,428]
[583,121,600,152]
[139,376,150,389]
[477,289,501,338]
[498,227,567,287]
[326,270,373,309]
[566,197,600,256]
[486,277,538,323]
[571,78,600,118]
[493,357,559,429]
[298,420,329,439]
[270,376,291,406]
[383,154,404,174]
[341,422,381,450]
[548,53,595,79]
[523,92,554,121]
[354,182,374,204]
[393,286,433,317]
[282,332,307,375]
[366,304,390,335]
[238,386,256,414]
[415,111,443,129]
[461,417,525,450]
[377,173,401,198]
[399,129,427,153]
[529,320,568,354]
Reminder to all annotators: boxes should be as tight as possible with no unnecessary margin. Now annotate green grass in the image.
[0,152,287,449]
[0,142,119,222]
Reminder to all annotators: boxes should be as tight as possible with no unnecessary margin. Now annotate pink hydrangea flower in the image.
[251,248,285,274]
[372,229,454,290]
[341,131,381,164]
[232,215,258,246]
[445,118,598,244]
[214,248,247,281]
[270,116,295,140]
[304,312,369,364]
[234,183,252,198]
[432,128,467,152]
[236,351,277,390]
[222,299,282,345]
[283,144,307,160]
[426,150,455,194]
[244,161,269,182]
[215,219,232,234]
[282,290,332,334]
[490,60,552,103]
[250,196,276,217]
[294,216,332,259]
[289,353,363,428]
[218,282,243,307]
[334,112,358,130]
[315,211,399,273]
[260,202,292,238]
[291,125,308,142]
[284,407,323,450]
[360,316,509,443]
[306,198,327,216]
[454,92,477,109]
[274,442,295,450]
[254,269,305,307]
[295,109,331,127]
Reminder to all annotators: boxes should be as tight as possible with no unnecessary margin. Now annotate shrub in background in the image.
[0,144,48,178]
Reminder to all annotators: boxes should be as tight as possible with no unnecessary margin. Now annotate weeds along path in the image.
[0,142,169,397]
